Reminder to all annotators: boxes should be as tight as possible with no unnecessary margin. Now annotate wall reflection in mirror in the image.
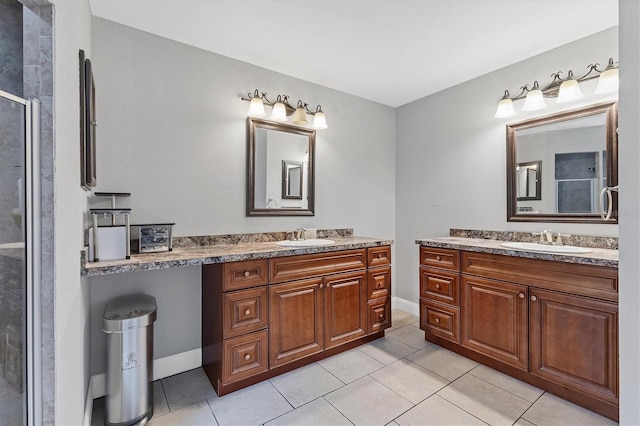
[247,118,315,216]
[507,102,617,223]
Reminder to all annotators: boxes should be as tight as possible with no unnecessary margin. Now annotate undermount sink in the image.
[500,242,592,254]
[276,239,335,248]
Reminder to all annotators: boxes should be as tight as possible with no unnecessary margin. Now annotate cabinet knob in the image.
[519,292,525,299]
[435,284,441,290]
[244,309,251,315]
[319,283,324,289]
[327,283,331,288]
[436,255,442,261]
[531,295,537,301]
[435,318,440,323]
[244,354,251,361]
[243,271,250,277]
[379,313,384,319]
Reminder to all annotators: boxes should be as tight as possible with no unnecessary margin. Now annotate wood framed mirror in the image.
[506,101,618,223]
[247,118,315,216]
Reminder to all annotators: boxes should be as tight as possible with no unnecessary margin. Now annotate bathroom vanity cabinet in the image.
[203,246,391,395]
[419,246,619,420]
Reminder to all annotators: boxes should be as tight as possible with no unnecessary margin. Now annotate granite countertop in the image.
[416,236,618,268]
[82,236,393,277]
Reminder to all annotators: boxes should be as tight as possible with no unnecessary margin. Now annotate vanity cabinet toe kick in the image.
[418,246,619,421]
[203,245,392,396]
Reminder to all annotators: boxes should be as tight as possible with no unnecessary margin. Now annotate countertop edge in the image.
[416,238,618,269]
[82,238,394,277]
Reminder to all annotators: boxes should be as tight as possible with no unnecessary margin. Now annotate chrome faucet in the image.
[532,230,553,244]
[290,227,306,241]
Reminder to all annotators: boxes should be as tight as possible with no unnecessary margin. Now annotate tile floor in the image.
[92,310,618,425]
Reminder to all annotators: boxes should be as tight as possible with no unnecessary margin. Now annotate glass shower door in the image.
[0,89,40,425]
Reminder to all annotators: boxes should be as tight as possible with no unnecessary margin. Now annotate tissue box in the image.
[88,226,127,262]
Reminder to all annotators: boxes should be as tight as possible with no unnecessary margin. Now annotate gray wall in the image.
[395,27,619,304]
[88,18,396,375]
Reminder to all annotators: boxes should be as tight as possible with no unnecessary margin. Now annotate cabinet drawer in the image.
[223,259,268,291]
[368,297,390,334]
[223,287,268,338]
[222,330,268,384]
[368,246,391,268]
[270,249,366,284]
[419,247,460,271]
[367,266,391,300]
[420,267,459,306]
[420,300,460,343]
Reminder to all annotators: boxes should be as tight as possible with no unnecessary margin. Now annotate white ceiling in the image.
[88,0,618,108]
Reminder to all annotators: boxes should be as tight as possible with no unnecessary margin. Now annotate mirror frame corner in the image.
[506,101,618,224]
[246,117,316,217]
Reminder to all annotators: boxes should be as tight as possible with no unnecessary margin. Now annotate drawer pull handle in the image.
[243,271,250,277]
[435,284,441,290]
[244,309,251,315]
[519,292,525,299]
[244,354,251,360]
[531,295,537,301]
[435,318,440,323]
[436,255,442,261]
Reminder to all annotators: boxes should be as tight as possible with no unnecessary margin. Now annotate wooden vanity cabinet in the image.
[204,246,391,396]
[419,247,619,420]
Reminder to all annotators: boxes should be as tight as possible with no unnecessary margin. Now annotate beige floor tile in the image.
[396,394,486,425]
[469,364,543,403]
[208,381,292,425]
[318,348,384,383]
[370,359,449,404]
[269,363,343,407]
[386,325,431,350]
[325,376,414,426]
[358,336,420,365]
[406,345,478,381]
[522,393,618,425]
[147,400,217,425]
[162,368,217,411]
[437,374,532,425]
[153,380,170,417]
[265,397,352,426]
[514,418,536,426]
[391,310,419,329]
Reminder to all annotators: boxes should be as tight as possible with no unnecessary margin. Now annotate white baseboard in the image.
[391,296,419,316]
[91,348,202,399]
[83,377,94,426]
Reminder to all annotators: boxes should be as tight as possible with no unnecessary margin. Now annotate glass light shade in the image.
[595,68,619,94]
[291,107,308,125]
[494,97,515,118]
[556,79,583,103]
[312,111,328,129]
[270,102,287,121]
[522,89,545,111]
[247,97,266,117]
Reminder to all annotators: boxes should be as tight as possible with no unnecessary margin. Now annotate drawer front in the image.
[419,247,460,271]
[368,297,391,334]
[420,267,459,306]
[368,246,391,268]
[367,266,391,301]
[223,287,268,338]
[420,300,460,343]
[222,330,269,384]
[270,249,367,284]
[223,259,268,291]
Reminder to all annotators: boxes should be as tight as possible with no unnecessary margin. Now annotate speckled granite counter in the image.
[416,236,618,268]
[82,236,393,277]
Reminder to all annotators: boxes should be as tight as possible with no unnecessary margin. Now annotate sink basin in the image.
[276,239,335,248]
[500,242,592,254]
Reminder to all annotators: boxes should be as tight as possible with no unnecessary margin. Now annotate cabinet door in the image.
[269,277,324,368]
[461,276,528,370]
[324,271,368,349]
[530,288,618,403]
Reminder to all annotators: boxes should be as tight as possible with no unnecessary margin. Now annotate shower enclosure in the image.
[0,89,41,425]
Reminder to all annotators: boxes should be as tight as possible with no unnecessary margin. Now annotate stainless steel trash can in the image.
[103,294,157,426]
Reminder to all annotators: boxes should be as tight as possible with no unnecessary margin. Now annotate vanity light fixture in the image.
[494,58,618,118]
[242,89,328,129]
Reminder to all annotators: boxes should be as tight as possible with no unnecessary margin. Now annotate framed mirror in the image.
[247,118,315,216]
[507,102,618,223]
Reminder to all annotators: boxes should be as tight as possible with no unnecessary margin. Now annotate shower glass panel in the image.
[0,92,30,425]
